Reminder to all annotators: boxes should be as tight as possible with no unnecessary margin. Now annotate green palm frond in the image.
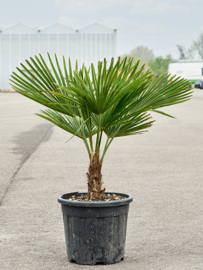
[37,109,89,139]
[10,54,193,163]
[10,53,80,117]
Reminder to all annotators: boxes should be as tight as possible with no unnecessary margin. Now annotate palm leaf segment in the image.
[10,54,193,162]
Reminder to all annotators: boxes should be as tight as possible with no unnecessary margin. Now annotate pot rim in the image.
[58,192,133,207]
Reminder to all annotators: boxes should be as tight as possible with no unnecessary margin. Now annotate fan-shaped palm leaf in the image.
[10,54,193,163]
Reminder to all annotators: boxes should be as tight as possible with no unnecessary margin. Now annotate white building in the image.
[0,23,117,90]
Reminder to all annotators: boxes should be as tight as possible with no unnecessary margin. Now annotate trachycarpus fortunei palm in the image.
[10,54,193,200]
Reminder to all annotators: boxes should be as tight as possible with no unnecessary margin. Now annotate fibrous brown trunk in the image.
[86,154,106,200]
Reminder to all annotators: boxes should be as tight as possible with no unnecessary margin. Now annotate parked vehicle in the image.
[168,61,203,83]
[194,80,203,89]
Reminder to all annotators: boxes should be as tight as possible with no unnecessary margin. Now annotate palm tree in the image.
[10,54,192,200]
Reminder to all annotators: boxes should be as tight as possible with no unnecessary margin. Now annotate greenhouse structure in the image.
[0,23,117,90]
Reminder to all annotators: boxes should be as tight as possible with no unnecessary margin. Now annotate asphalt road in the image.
[0,90,203,270]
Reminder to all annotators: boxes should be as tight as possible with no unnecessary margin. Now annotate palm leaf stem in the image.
[95,114,102,156]
[100,137,113,164]
[89,136,94,158]
[100,124,123,163]
[100,137,110,164]
[99,130,103,148]
[82,133,91,159]
[84,107,94,158]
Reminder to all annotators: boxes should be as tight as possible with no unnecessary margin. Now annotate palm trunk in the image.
[86,154,106,200]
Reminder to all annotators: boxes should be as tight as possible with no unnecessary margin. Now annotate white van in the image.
[168,61,203,83]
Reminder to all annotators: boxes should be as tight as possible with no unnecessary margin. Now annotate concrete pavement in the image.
[0,90,203,270]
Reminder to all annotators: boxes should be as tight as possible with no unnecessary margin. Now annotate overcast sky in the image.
[0,0,203,59]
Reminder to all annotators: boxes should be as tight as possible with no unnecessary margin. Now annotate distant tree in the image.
[193,33,203,59]
[120,54,151,72]
[148,55,173,76]
[177,44,195,60]
[186,46,195,59]
[177,45,186,60]
[130,46,155,63]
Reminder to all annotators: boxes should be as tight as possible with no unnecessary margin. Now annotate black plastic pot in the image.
[58,192,133,265]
